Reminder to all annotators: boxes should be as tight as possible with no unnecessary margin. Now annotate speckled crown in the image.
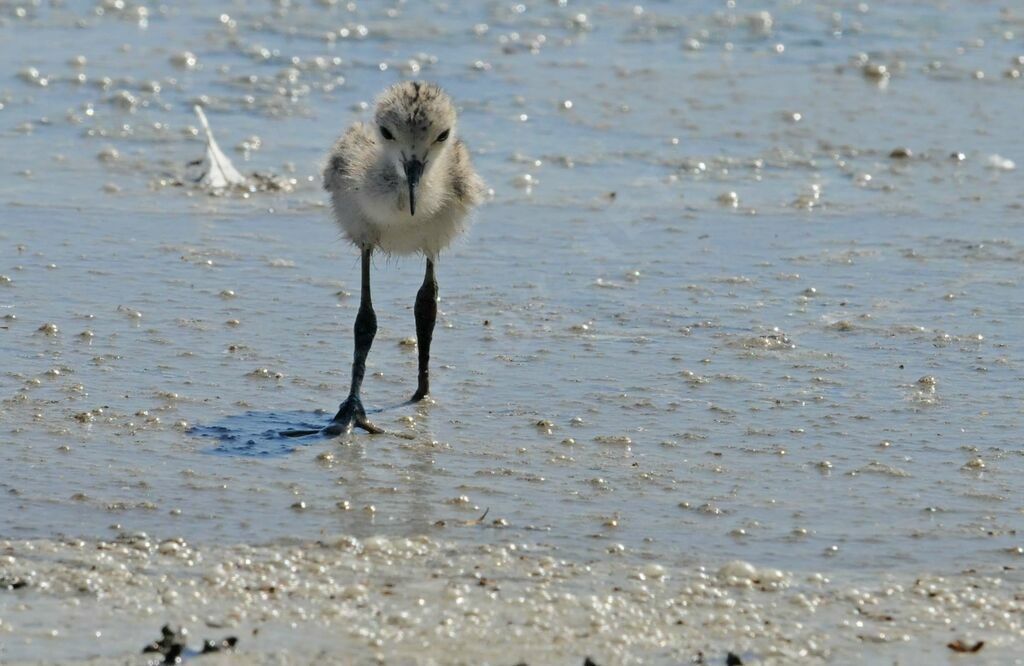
[374,81,456,134]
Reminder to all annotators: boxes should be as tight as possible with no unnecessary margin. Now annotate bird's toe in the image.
[330,397,384,435]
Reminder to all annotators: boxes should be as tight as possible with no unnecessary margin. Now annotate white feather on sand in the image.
[193,105,245,189]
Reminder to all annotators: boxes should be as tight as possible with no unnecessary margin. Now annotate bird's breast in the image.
[359,179,445,226]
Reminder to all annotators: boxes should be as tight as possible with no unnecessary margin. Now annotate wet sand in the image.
[3,535,1022,664]
[1,0,1023,663]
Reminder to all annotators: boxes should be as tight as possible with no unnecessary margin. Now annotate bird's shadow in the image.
[189,410,329,457]
[189,402,416,457]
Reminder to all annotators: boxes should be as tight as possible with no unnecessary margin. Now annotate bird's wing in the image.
[323,123,376,193]
[447,138,486,208]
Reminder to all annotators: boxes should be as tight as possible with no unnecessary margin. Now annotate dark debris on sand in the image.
[520,651,745,659]
[512,655,598,659]
[142,625,187,664]
[947,639,985,653]
[157,167,295,195]
[694,651,746,665]
[0,575,29,590]
[142,624,238,664]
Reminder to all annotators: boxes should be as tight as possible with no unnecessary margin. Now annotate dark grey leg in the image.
[327,247,383,435]
[411,259,438,402]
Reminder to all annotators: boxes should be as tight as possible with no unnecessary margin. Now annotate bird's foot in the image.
[325,396,384,435]
[280,397,383,438]
[410,377,434,403]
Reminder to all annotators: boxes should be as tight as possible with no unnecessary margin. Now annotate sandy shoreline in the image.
[2,534,1020,664]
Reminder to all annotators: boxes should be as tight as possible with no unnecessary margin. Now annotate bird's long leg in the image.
[411,258,438,402]
[325,247,384,435]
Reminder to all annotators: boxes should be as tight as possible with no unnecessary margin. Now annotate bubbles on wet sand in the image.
[792,183,822,209]
[18,67,49,87]
[986,154,1016,170]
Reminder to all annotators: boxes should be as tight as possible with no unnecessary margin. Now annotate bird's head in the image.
[374,81,457,216]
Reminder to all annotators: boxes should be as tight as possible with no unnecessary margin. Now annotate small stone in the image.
[171,51,198,69]
[643,563,666,580]
[962,457,985,470]
[718,560,757,581]
[863,63,889,81]
[594,435,632,446]
[717,191,739,207]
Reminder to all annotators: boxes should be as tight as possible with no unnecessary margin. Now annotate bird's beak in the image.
[403,158,424,216]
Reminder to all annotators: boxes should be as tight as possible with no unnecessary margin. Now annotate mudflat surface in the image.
[1,1,1022,663]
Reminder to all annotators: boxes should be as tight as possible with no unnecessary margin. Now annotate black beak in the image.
[403,158,424,216]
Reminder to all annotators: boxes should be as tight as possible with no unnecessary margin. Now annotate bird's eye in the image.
[380,126,395,141]
[435,129,450,143]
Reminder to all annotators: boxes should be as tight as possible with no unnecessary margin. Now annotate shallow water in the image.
[1,0,1023,662]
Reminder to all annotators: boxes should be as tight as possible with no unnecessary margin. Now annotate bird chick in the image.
[323,81,485,257]
[285,81,484,437]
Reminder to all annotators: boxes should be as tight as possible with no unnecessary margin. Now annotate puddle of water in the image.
[191,410,328,456]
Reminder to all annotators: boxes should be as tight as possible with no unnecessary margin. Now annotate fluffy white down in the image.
[329,177,476,258]
[324,122,484,259]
